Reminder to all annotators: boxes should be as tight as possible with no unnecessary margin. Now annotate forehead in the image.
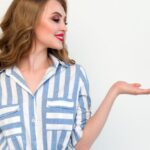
[42,0,66,17]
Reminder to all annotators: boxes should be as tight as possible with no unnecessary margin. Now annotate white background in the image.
[1,0,150,149]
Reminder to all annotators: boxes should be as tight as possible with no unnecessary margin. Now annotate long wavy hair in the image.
[0,0,75,70]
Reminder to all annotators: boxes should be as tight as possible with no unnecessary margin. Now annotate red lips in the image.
[55,33,64,42]
[55,33,64,36]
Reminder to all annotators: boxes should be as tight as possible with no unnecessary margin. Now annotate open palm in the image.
[113,81,150,95]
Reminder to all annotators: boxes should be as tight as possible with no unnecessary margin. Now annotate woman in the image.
[0,0,150,150]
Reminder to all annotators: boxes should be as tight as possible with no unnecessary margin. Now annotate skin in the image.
[16,0,150,149]
[18,0,67,71]
[17,0,67,94]
[75,81,150,149]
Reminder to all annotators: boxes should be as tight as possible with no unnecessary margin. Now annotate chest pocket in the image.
[46,99,75,131]
[0,104,22,137]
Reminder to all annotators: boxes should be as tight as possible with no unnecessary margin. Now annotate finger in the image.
[135,89,150,94]
[131,83,141,87]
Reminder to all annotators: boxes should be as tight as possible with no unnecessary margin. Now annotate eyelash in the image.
[52,18,68,25]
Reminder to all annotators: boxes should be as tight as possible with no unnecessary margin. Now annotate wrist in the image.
[110,81,127,96]
[109,82,120,97]
[103,85,119,103]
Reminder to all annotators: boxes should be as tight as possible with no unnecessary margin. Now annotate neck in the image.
[17,49,52,73]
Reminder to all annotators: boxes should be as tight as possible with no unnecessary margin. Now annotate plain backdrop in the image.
[1,0,150,150]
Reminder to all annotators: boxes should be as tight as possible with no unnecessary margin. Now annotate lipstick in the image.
[55,33,64,42]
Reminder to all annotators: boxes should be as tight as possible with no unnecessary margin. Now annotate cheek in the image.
[35,22,55,39]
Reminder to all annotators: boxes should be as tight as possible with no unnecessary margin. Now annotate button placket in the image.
[32,97,36,124]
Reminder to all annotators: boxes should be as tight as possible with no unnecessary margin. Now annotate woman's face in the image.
[34,0,67,50]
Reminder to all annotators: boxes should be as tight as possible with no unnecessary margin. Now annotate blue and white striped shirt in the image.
[0,54,92,150]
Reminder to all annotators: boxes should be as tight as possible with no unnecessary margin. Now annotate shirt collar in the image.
[2,53,69,74]
[0,69,5,73]
[3,54,70,96]
[49,53,69,68]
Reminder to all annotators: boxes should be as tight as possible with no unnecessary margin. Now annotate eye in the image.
[52,18,60,23]
[51,16,68,25]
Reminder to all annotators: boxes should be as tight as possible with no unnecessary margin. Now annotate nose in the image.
[60,22,67,32]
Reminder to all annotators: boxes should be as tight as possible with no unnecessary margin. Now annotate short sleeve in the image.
[68,65,92,149]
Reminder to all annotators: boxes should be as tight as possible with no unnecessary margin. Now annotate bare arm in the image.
[75,81,150,150]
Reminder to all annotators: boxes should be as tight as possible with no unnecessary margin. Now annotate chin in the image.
[54,45,64,50]
[48,42,64,50]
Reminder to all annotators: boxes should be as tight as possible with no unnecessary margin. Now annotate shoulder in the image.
[64,62,89,82]
[68,63,85,71]
[77,64,88,77]
[69,63,88,80]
